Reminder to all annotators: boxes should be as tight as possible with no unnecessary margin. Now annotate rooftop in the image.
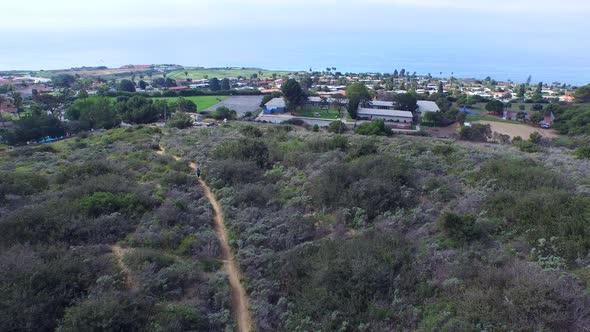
[357,108,413,118]
[265,97,285,108]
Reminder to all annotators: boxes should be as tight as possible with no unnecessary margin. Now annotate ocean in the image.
[2,28,589,85]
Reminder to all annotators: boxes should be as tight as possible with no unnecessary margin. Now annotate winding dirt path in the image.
[111,245,138,292]
[158,146,252,332]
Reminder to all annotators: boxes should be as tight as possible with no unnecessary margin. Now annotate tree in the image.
[574,84,590,103]
[438,81,444,95]
[517,84,526,98]
[393,69,399,78]
[331,94,347,118]
[221,78,231,90]
[530,112,543,123]
[176,97,197,113]
[459,123,491,142]
[66,97,119,130]
[436,97,451,112]
[211,106,237,120]
[533,82,543,100]
[52,74,76,88]
[209,78,221,91]
[138,80,148,90]
[77,90,89,99]
[117,96,163,124]
[118,79,136,92]
[301,76,313,90]
[10,92,23,111]
[393,93,418,112]
[34,93,64,117]
[281,79,306,112]
[165,78,177,88]
[485,100,504,116]
[5,110,66,145]
[346,82,370,119]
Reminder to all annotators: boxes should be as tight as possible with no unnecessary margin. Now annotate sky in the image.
[2,0,590,84]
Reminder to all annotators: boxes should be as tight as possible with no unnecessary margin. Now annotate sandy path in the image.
[111,245,138,291]
[476,120,559,139]
[159,146,252,332]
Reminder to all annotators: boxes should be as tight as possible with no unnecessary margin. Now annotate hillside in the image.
[1,124,590,331]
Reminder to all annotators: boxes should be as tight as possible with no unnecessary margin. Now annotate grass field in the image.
[466,115,520,124]
[153,96,228,111]
[167,67,292,80]
[293,107,342,120]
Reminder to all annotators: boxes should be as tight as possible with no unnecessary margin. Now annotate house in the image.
[263,98,286,114]
[306,96,349,109]
[544,112,555,125]
[365,100,396,110]
[357,108,413,128]
[417,100,440,117]
[260,88,281,94]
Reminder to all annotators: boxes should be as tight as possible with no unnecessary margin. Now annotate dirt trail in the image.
[111,245,138,291]
[159,146,252,332]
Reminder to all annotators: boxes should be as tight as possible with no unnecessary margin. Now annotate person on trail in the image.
[196,167,201,178]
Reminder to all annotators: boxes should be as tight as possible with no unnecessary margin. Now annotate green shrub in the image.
[327,120,347,133]
[355,119,392,136]
[432,144,455,156]
[281,231,415,331]
[149,303,206,332]
[58,293,152,332]
[213,138,269,168]
[0,171,48,200]
[307,135,348,152]
[123,248,175,271]
[438,212,484,245]
[77,192,144,216]
[310,155,415,219]
[479,159,567,191]
[240,125,263,138]
[575,146,590,159]
[312,124,319,132]
[210,106,236,120]
[166,112,192,129]
[346,139,378,160]
[514,139,543,153]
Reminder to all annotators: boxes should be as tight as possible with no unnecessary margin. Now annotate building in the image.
[365,100,396,110]
[416,100,440,117]
[357,108,413,128]
[306,96,349,109]
[263,97,286,114]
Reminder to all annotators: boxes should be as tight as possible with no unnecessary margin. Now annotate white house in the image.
[416,100,440,117]
[365,100,396,110]
[357,108,414,128]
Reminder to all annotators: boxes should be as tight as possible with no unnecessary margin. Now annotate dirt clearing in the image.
[476,121,559,139]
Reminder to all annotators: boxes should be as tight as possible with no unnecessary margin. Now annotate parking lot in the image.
[202,95,263,117]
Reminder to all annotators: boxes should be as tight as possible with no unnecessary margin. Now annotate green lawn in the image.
[293,107,342,120]
[469,102,538,114]
[153,96,228,111]
[466,115,520,124]
[167,67,292,80]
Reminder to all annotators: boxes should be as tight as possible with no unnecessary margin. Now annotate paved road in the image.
[203,95,263,116]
